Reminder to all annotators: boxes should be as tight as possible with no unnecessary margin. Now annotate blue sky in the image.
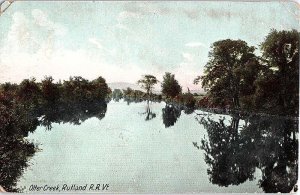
[0,1,298,90]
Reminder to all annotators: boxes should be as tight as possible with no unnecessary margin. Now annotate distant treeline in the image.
[0,75,110,139]
[1,76,110,107]
[0,29,298,118]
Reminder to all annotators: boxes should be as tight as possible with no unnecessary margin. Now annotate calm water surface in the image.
[12,100,298,193]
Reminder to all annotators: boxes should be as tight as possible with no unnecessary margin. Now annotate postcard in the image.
[0,0,298,193]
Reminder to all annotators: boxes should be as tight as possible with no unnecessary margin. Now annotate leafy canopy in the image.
[137,75,158,95]
[161,72,182,98]
[197,39,259,109]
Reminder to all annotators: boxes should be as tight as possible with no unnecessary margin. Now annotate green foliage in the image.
[122,87,162,103]
[0,82,18,96]
[254,29,299,115]
[195,29,299,116]
[0,75,110,116]
[161,72,182,98]
[0,136,36,192]
[91,76,110,100]
[122,87,134,97]
[61,76,109,103]
[17,78,42,107]
[199,39,259,109]
[175,92,196,108]
[137,75,158,96]
[123,87,145,98]
[41,76,60,103]
[112,89,123,101]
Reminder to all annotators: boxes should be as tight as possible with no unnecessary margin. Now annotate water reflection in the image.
[1,99,298,193]
[124,97,195,126]
[140,100,156,121]
[0,137,36,192]
[195,113,298,193]
[40,101,107,130]
[162,104,181,128]
[0,103,39,192]
[112,89,123,102]
[0,100,108,192]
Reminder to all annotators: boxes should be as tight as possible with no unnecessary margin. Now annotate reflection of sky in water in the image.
[18,100,263,193]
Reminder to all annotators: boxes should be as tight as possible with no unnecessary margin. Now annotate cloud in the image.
[123,2,171,16]
[183,9,200,20]
[0,10,146,84]
[118,2,170,20]
[118,11,140,21]
[168,52,202,91]
[205,8,236,19]
[185,42,206,48]
[88,38,104,49]
[0,6,206,90]
[2,9,66,55]
[183,6,242,21]
[114,23,131,32]
[32,9,67,36]
[181,52,193,63]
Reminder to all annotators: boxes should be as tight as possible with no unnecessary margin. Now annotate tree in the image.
[61,76,90,102]
[112,89,123,101]
[254,29,299,115]
[91,76,110,100]
[0,82,18,99]
[195,39,259,109]
[17,78,41,106]
[41,76,60,103]
[161,72,182,98]
[123,87,134,97]
[137,75,158,98]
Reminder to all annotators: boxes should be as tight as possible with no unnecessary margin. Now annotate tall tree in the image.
[254,29,299,115]
[195,39,259,109]
[161,72,182,98]
[91,76,110,100]
[41,76,60,103]
[17,78,41,106]
[137,75,158,98]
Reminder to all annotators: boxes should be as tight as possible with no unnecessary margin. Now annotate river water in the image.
[5,100,298,193]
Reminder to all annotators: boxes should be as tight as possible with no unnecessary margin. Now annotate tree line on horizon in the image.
[117,29,298,116]
[0,29,298,117]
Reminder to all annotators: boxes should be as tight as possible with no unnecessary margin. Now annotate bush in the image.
[175,93,196,108]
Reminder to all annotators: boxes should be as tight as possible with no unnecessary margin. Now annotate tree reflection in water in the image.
[0,100,108,192]
[140,100,156,121]
[128,98,193,126]
[195,113,298,193]
[0,137,36,192]
[39,101,107,130]
[162,104,181,128]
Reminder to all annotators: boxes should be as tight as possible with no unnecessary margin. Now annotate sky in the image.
[0,1,299,91]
